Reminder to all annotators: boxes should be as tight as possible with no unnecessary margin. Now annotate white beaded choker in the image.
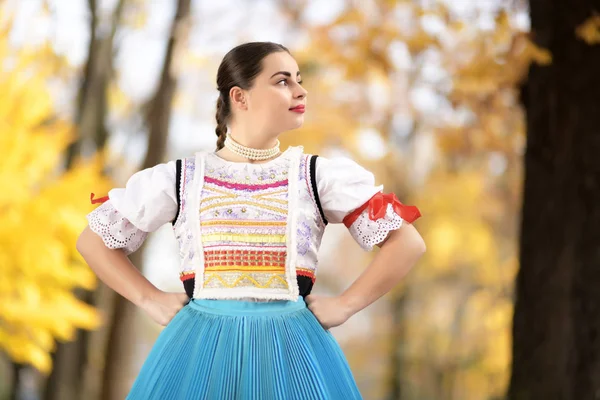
[224,134,281,161]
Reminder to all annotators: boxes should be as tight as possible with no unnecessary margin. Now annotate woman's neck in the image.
[227,124,279,149]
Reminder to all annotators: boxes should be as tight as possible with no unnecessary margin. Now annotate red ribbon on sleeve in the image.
[343,192,421,228]
[90,193,109,204]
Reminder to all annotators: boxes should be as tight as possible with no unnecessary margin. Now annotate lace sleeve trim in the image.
[347,203,404,251]
[87,201,148,255]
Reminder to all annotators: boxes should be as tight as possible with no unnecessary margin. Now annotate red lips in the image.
[290,105,305,113]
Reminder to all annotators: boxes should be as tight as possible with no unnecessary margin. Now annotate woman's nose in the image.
[295,87,307,99]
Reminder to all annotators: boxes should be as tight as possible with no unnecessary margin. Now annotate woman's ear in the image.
[229,87,248,111]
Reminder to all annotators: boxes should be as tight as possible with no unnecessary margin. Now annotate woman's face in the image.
[243,51,307,134]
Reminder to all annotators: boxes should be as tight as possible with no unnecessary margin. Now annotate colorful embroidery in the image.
[204,176,288,191]
[180,268,313,284]
[174,148,324,300]
[180,271,195,281]
[198,153,295,292]
[297,221,311,256]
[204,249,286,268]
[203,273,288,289]
[296,267,315,283]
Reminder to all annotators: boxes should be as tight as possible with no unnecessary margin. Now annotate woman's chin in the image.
[275,116,304,133]
[289,115,305,129]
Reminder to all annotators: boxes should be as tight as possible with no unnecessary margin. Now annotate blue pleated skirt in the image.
[126,296,362,400]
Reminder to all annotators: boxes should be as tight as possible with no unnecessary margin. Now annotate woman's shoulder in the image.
[314,154,375,183]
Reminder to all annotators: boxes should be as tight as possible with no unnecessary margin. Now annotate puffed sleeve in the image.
[316,156,421,251]
[86,161,178,254]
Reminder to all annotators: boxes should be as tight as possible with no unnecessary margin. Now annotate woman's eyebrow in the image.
[270,71,301,79]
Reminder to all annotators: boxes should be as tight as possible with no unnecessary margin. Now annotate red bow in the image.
[343,192,421,228]
[90,193,109,204]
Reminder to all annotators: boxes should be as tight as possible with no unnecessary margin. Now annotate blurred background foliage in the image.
[1,0,598,399]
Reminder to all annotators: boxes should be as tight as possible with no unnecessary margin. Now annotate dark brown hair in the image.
[215,42,290,150]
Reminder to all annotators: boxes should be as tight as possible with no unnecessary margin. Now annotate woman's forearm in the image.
[339,223,426,314]
[76,226,159,307]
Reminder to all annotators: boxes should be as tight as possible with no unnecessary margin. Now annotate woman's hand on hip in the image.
[305,294,354,330]
[139,290,190,326]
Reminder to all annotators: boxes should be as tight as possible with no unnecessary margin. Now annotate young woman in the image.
[77,41,425,400]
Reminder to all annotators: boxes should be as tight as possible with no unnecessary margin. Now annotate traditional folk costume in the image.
[87,145,421,399]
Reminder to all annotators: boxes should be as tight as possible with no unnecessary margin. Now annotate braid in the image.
[215,95,228,151]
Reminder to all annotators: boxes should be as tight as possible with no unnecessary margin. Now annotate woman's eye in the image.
[277,79,303,86]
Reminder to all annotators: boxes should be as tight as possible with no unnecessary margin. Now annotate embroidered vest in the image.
[172,146,326,301]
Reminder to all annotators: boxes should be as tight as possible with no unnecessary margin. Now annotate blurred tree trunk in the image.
[65,0,124,168]
[141,0,191,171]
[43,2,125,400]
[9,362,21,400]
[509,1,600,399]
[101,1,191,399]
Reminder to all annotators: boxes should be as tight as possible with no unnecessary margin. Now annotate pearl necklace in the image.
[224,134,281,161]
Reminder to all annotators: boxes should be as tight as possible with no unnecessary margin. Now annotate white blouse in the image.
[88,161,178,255]
[317,157,407,251]
[87,148,416,299]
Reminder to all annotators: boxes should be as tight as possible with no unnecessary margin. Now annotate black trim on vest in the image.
[173,159,182,225]
[296,275,314,298]
[183,279,194,299]
[309,155,328,226]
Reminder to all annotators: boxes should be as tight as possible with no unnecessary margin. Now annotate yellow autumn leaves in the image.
[0,33,111,373]
[366,169,518,398]
[576,14,600,45]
